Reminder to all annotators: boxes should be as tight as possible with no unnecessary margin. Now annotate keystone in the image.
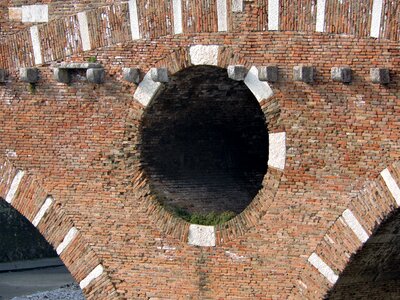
[293,65,315,83]
[227,65,247,81]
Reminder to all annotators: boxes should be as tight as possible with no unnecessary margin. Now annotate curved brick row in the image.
[0,158,119,300]
[1,0,399,70]
[295,160,400,299]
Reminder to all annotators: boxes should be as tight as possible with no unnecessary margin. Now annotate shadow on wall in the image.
[0,200,56,263]
[326,209,400,299]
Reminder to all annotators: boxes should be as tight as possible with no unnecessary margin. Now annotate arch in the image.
[326,208,400,299]
[294,161,400,299]
[1,1,399,70]
[0,157,119,299]
[129,45,286,247]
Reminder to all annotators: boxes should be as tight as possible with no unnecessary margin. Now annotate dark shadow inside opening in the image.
[326,209,400,299]
[140,66,269,217]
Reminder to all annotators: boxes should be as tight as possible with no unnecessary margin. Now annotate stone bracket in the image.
[20,67,39,83]
[331,67,352,83]
[227,65,247,81]
[370,68,390,84]
[293,65,315,83]
[258,66,278,82]
[53,62,105,84]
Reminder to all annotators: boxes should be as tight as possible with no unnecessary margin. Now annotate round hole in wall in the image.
[140,66,268,223]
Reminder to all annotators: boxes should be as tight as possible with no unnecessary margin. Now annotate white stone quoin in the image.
[129,0,140,39]
[316,0,326,32]
[5,170,25,204]
[80,264,104,289]
[370,0,383,38]
[30,26,43,65]
[268,0,279,30]
[32,196,53,227]
[217,0,228,32]
[56,227,78,255]
[308,253,338,284]
[189,45,219,66]
[244,66,274,102]
[77,12,91,51]
[188,224,216,247]
[268,132,286,170]
[22,5,48,23]
[134,71,164,106]
[381,168,400,206]
[341,209,369,243]
[172,0,183,34]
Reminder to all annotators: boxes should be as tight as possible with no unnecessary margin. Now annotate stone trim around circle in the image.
[0,158,119,300]
[295,161,400,299]
[135,45,286,247]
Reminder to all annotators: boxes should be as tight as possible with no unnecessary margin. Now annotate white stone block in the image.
[381,168,400,206]
[268,132,286,170]
[268,0,279,30]
[172,0,183,34]
[371,0,383,38]
[190,45,219,66]
[22,5,48,23]
[56,227,78,255]
[244,66,274,102]
[5,170,24,204]
[217,0,228,32]
[77,12,91,51]
[342,209,369,243]
[316,0,326,32]
[80,264,104,289]
[188,224,215,247]
[32,196,53,227]
[129,0,140,40]
[134,71,164,106]
[30,26,43,65]
[308,253,338,284]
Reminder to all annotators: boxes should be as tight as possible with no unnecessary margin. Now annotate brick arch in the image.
[0,157,119,300]
[127,46,286,247]
[294,160,400,299]
[1,0,399,70]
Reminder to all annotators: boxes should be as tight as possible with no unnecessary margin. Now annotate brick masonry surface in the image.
[0,1,400,299]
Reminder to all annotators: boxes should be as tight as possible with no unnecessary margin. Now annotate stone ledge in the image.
[53,62,103,69]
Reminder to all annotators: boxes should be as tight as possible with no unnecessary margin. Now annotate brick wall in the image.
[0,1,400,299]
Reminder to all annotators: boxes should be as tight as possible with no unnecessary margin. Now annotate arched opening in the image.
[140,66,269,224]
[326,210,400,299]
[0,199,83,299]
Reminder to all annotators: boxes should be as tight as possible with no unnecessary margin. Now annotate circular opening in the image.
[140,66,268,224]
